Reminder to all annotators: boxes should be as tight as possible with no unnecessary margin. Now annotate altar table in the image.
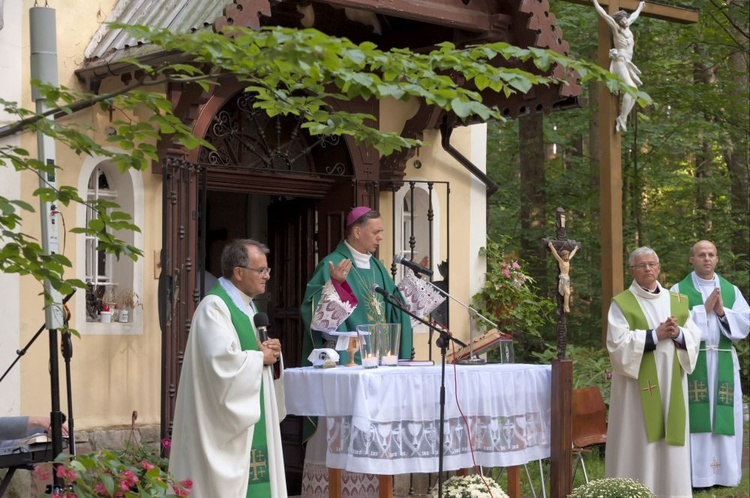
[284,363,551,498]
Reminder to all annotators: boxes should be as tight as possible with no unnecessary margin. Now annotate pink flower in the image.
[502,267,511,278]
[93,483,108,495]
[161,437,172,450]
[512,261,520,270]
[55,465,77,482]
[33,466,52,481]
[173,479,193,498]
[140,460,155,470]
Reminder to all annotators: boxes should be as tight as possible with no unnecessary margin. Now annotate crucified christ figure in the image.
[548,241,578,313]
[592,0,645,133]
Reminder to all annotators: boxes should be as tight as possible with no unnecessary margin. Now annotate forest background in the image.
[483,0,749,400]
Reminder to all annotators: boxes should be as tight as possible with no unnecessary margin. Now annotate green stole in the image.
[209,285,271,497]
[678,274,736,435]
[612,289,689,445]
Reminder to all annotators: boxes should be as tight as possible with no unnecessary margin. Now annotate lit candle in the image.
[381,354,398,366]
[361,356,378,368]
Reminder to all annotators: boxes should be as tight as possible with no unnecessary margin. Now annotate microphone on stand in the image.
[372,284,391,299]
[394,253,433,277]
[254,312,270,343]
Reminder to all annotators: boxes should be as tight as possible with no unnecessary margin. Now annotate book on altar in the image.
[397,359,435,366]
[445,329,512,363]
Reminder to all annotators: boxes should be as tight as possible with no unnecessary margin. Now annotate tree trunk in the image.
[519,112,547,286]
[723,3,749,272]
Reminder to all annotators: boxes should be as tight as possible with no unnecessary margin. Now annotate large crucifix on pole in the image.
[566,0,698,343]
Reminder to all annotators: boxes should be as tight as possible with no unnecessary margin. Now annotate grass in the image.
[485,422,749,497]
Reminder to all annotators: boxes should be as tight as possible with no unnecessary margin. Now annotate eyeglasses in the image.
[631,262,660,270]
[238,266,272,276]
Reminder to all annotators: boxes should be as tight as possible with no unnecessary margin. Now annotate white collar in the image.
[218,277,255,321]
[344,240,372,269]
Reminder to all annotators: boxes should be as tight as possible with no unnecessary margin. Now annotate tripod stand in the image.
[0,290,76,494]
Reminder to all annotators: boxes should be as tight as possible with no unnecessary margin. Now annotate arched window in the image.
[75,154,144,334]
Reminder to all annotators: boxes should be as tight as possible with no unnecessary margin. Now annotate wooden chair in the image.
[572,386,607,484]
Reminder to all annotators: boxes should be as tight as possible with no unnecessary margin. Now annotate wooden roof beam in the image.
[563,0,698,24]
[317,0,512,32]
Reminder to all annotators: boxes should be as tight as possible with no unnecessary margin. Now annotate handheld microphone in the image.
[394,253,433,277]
[253,312,270,343]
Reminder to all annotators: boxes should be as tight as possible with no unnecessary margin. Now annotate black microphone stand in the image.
[376,288,466,498]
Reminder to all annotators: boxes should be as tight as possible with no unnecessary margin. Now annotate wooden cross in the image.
[543,207,581,359]
[565,0,698,342]
[642,380,658,396]
[689,379,708,403]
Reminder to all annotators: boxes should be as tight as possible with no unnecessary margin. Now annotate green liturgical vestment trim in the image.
[678,274,736,435]
[612,290,689,445]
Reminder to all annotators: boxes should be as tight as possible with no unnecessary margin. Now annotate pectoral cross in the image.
[543,208,581,359]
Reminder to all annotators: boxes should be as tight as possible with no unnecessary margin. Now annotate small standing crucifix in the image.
[543,207,581,359]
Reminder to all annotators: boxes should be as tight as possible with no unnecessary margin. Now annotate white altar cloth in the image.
[284,363,551,475]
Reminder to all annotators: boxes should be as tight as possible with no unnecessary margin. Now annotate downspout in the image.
[440,120,498,196]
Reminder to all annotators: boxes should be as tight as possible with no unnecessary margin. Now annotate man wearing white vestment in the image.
[670,240,750,489]
[169,239,287,498]
[606,247,701,497]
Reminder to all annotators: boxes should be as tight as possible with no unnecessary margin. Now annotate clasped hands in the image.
[655,317,680,341]
[261,338,282,365]
[704,288,725,317]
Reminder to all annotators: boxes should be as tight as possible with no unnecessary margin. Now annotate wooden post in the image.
[598,0,624,346]
[549,359,574,497]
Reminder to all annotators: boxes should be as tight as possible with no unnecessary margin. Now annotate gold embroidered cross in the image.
[642,380,658,396]
[710,457,721,474]
[717,382,733,405]
[249,448,268,481]
[689,380,708,403]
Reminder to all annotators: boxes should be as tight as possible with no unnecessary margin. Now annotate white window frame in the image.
[75,151,144,335]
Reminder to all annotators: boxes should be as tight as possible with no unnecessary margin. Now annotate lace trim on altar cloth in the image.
[301,462,379,498]
[311,280,357,332]
[397,272,446,326]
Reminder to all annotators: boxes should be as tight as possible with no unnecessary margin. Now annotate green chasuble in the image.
[678,273,736,435]
[301,240,413,367]
[612,289,689,445]
[300,241,413,441]
[209,285,271,498]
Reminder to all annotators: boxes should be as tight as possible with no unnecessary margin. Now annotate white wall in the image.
[0,0,23,415]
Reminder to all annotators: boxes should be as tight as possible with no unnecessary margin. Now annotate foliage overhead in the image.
[0,22,638,310]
